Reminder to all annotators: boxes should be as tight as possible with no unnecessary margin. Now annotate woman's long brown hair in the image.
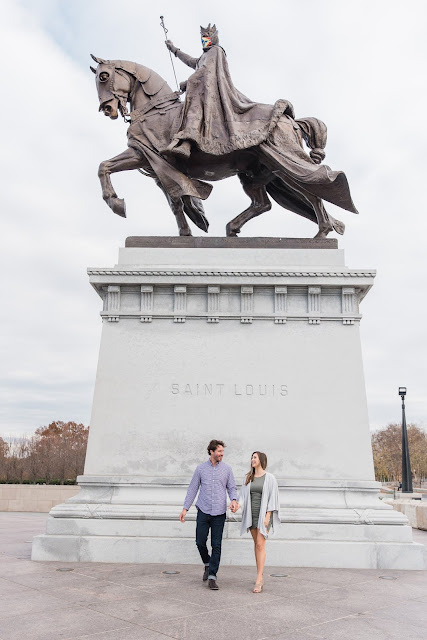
[245,451,267,485]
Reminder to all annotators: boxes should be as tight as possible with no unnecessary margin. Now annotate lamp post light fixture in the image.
[398,386,413,493]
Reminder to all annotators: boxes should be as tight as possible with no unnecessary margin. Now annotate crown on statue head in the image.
[200,23,219,44]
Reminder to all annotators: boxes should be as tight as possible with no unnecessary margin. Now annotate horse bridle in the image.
[97,63,181,126]
[97,63,134,122]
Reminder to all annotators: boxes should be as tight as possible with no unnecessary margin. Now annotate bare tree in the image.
[371,423,427,484]
[0,422,89,484]
[0,437,9,481]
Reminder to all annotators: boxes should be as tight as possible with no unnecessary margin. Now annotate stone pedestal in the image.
[32,238,426,569]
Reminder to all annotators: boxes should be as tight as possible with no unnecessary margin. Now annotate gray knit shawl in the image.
[237,472,280,538]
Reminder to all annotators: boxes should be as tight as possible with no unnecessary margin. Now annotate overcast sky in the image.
[1,0,426,436]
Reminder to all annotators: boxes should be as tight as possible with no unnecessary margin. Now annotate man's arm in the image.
[165,40,199,69]
[227,468,239,512]
[180,465,201,522]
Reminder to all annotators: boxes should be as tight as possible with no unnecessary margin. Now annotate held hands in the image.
[229,500,240,513]
[179,508,187,523]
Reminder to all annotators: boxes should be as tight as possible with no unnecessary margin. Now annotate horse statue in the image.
[90,55,358,237]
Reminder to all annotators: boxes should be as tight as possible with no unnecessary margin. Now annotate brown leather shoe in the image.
[203,566,209,581]
[208,579,219,590]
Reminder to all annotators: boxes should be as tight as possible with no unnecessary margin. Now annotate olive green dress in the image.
[249,474,266,530]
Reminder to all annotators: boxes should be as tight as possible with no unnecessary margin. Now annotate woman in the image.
[235,452,280,593]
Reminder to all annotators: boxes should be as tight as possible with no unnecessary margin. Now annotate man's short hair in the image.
[207,439,225,455]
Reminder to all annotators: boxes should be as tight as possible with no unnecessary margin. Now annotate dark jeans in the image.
[195,509,226,579]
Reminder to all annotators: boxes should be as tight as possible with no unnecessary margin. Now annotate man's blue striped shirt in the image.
[183,460,237,515]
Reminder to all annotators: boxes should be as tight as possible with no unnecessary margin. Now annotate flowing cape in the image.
[174,46,294,155]
[125,50,358,230]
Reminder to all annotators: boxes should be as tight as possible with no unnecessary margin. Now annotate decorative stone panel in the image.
[207,286,220,323]
[107,285,120,322]
[174,285,187,323]
[91,256,373,325]
[274,286,287,324]
[342,287,356,325]
[240,286,254,324]
[140,285,153,323]
[308,286,321,325]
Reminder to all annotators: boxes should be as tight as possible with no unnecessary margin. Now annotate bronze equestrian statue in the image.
[90,24,358,237]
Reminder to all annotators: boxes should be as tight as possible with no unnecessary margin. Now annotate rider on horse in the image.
[165,24,294,159]
[91,30,358,238]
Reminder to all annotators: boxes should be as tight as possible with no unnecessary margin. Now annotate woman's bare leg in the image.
[250,528,259,575]
[255,529,266,584]
[250,528,266,588]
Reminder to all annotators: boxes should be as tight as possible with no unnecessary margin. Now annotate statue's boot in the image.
[164,139,191,159]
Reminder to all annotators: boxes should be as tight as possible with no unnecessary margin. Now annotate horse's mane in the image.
[109,59,170,96]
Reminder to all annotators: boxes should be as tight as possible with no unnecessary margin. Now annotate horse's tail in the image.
[295,117,327,164]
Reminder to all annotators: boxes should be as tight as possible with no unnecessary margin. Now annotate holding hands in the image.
[180,503,239,522]
[229,500,240,513]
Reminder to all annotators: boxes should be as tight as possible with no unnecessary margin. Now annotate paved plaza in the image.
[0,513,426,640]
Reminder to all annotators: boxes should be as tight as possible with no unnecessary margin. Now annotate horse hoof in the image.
[179,229,192,237]
[226,223,240,237]
[332,219,345,235]
[110,198,126,218]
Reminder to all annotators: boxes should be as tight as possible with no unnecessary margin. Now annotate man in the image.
[179,439,239,590]
[165,24,293,158]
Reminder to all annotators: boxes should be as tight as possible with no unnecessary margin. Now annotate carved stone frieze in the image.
[94,252,373,325]
[97,282,367,325]
[89,268,376,278]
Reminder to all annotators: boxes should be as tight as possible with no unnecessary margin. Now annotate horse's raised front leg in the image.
[226,175,272,237]
[99,146,192,235]
[98,147,146,218]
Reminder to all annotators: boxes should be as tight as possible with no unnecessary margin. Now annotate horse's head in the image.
[90,55,132,120]
[90,55,170,121]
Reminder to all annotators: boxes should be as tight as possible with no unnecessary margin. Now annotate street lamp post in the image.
[398,387,413,493]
